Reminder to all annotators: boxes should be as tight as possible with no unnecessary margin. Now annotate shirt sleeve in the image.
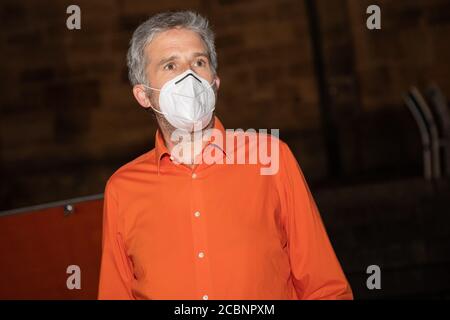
[277,141,353,300]
[98,179,135,300]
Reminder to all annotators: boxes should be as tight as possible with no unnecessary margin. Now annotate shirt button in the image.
[198,251,205,258]
[192,173,197,179]
[194,211,201,218]
[202,294,209,300]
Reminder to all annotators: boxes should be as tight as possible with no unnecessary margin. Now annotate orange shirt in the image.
[98,116,353,300]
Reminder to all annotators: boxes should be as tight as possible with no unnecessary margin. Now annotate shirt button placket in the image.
[191,171,211,300]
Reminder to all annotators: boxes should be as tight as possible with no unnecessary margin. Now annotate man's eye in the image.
[164,63,175,70]
[194,59,206,67]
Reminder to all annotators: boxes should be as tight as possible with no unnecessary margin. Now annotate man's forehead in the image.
[146,28,206,55]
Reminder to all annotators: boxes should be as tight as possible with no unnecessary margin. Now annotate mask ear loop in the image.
[141,85,167,115]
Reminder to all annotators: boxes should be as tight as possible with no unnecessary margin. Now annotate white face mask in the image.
[143,70,216,132]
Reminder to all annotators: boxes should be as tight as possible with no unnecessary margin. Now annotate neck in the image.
[160,117,215,170]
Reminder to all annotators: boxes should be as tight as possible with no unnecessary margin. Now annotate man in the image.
[98,11,353,300]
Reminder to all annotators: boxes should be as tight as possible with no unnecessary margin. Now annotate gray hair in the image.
[126,11,218,86]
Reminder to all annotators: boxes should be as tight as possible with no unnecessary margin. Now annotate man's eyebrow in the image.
[156,52,209,67]
[157,55,179,67]
[192,52,209,59]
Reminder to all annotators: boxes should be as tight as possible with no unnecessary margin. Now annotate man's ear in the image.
[214,76,221,90]
[132,85,151,109]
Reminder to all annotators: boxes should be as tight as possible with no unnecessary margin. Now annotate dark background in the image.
[0,0,449,299]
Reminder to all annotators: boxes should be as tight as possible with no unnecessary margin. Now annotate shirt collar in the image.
[155,116,227,174]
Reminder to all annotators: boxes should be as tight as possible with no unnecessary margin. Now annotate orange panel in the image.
[0,197,103,299]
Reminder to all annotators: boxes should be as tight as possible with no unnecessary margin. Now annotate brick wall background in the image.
[0,0,449,298]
